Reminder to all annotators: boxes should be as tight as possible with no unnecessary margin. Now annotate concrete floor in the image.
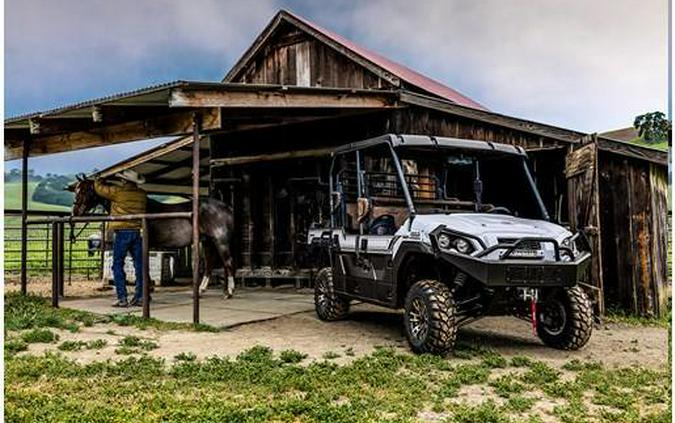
[61,287,316,328]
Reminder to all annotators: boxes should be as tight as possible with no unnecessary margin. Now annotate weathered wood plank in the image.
[169,88,396,108]
[649,165,668,317]
[211,146,336,167]
[565,142,604,313]
[5,108,220,160]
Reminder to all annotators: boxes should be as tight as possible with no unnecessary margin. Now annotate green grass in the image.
[4,293,220,334]
[4,296,671,422]
[21,328,59,344]
[4,182,101,276]
[628,137,669,152]
[279,349,308,364]
[4,181,70,211]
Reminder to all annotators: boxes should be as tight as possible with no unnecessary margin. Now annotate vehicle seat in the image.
[368,214,397,235]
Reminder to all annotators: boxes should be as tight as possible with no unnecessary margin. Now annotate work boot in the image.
[130,296,151,307]
[112,299,128,308]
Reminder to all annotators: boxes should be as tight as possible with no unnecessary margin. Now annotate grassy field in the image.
[4,181,71,212]
[628,137,669,152]
[4,182,100,275]
[4,294,671,423]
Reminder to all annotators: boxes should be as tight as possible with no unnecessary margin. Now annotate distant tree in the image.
[633,111,671,144]
[31,174,76,207]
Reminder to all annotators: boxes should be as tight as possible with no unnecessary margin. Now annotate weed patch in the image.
[21,328,58,343]
[279,349,307,364]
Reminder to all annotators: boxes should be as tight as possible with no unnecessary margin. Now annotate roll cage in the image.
[327,134,550,230]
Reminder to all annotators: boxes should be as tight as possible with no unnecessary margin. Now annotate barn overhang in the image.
[4,81,400,160]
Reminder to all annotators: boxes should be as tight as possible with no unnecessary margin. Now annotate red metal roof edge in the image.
[281,10,488,111]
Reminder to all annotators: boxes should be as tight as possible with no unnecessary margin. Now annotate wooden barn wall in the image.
[598,152,668,317]
[211,106,571,272]
[234,25,390,90]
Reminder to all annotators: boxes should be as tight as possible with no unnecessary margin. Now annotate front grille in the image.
[505,265,563,284]
[498,238,541,250]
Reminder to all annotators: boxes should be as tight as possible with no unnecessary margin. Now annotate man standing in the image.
[94,170,148,307]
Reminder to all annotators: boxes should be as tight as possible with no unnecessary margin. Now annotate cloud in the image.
[331,0,668,132]
[5,0,668,175]
[5,0,279,115]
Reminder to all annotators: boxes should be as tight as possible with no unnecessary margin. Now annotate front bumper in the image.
[431,231,592,287]
[439,250,591,287]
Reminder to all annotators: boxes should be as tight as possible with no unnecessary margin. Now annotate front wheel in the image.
[536,286,593,350]
[314,267,349,321]
[403,280,457,355]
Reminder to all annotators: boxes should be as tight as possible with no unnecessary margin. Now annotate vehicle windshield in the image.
[372,147,546,219]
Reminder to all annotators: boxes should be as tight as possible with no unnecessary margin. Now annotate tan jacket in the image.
[94,179,148,230]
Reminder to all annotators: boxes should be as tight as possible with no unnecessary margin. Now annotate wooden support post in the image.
[142,218,150,319]
[99,223,106,282]
[51,222,59,308]
[192,113,202,325]
[58,222,65,297]
[20,141,29,295]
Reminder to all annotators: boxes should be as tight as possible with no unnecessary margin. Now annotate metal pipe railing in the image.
[28,211,192,318]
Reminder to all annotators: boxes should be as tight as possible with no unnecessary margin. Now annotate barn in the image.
[5,10,668,318]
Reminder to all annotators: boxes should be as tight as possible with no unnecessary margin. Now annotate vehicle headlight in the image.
[560,250,572,262]
[437,233,475,254]
[455,238,471,254]
[438,234,452,249]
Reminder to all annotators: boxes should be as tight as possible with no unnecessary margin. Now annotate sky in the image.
[5,0,669,175]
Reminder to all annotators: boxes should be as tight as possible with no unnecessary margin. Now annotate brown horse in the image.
[70,175,236,297]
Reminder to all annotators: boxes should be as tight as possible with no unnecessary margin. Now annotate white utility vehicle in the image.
[308,134,593,355]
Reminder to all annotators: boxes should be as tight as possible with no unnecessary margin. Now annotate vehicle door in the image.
[333,144,409,305]
[565,136,603,313]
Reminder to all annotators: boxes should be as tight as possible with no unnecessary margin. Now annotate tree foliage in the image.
[633,111,671,144]
[31,174,75,207]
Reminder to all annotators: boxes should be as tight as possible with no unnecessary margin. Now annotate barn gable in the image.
[224,10,487,110]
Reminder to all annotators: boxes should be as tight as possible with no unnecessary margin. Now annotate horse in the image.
[70,174,236,298]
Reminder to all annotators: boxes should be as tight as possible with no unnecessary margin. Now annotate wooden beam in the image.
[5,108,220,160]
[28,118,99,136]
[596,137,667,166]
[169,88,396,109]
[97,136,193,178]
[211,146,336,167]
[400,91,584,144]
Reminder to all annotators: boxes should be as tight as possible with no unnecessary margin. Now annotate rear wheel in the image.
[314,267,349,321]
[403,280,457,355]
[537,286,593,350]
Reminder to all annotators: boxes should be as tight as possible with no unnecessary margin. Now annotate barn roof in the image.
[224,10,487,110]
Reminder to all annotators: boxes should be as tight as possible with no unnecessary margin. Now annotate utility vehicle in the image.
[308,134,593,355]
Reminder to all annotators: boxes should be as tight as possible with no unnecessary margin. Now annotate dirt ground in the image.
[20,301,668,370]
[5,274,107,297]
[9,276,668,369]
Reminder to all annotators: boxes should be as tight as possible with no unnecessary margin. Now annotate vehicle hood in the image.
[405,213,571,246]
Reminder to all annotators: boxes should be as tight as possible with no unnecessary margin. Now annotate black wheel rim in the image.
[408,297,429,343]
[316,280,328,310]
[539,299,567,336]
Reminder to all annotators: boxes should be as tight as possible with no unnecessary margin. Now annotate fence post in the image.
[67,224,73,285]
[99,222,106,281]
[51,222,59,307]
[45,225,50,267]
[142,218,150,319]
[57,222,65,298]
[20,140,29,295]
[192,113,201,325]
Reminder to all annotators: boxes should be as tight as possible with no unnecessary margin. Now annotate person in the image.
[94,170,148,307]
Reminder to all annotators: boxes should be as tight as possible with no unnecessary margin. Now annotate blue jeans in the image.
[112,229,143,302]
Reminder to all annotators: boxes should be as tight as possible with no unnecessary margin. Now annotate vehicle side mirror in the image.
[357,197,371,224]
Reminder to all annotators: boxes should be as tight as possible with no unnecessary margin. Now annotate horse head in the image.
[69,173,106,216]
